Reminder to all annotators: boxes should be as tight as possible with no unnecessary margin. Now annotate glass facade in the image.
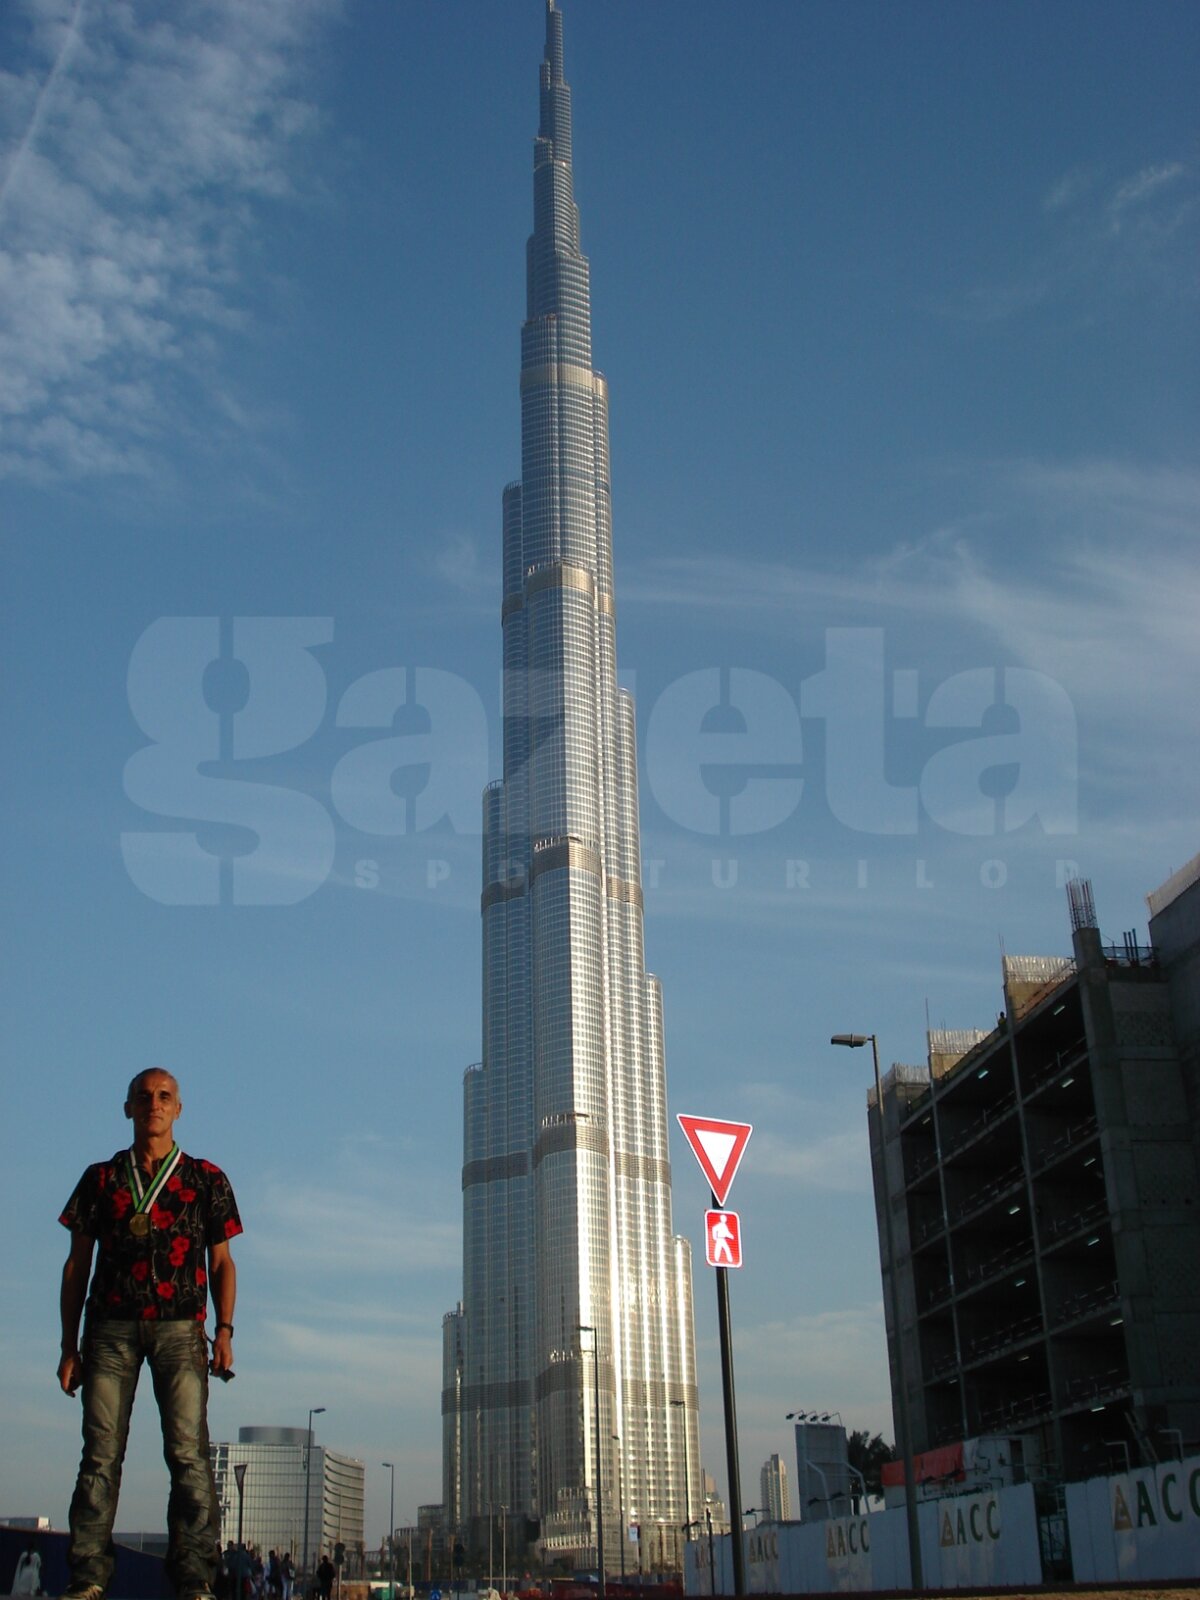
[444,1,700,1570]
[210,1428,364,1567]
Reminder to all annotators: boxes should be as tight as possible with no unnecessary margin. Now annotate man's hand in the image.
[210,1325,234,1376]
[59,1348,83,1395]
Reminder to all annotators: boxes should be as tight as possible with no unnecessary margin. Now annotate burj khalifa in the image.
[442,1,701,1572]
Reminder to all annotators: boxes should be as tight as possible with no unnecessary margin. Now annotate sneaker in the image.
[64,1585,105,1600]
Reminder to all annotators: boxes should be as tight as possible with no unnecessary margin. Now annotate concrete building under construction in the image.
[868,855,1200,1488]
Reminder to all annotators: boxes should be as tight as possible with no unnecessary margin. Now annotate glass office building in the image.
[444,1,700,1570]
[210,1427,364,1568]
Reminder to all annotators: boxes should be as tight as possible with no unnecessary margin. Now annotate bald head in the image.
[126,1067,179,1104]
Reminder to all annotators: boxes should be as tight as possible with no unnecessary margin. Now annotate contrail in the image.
[0,0,87,217]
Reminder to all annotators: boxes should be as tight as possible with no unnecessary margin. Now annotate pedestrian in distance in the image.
[58,1067,243,1600]
[316,1554,334,1600]
[12,1545,43,1595]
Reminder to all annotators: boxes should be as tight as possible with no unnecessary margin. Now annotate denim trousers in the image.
[69,1318,219,1595]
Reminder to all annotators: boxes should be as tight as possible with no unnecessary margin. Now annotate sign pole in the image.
[677,1116,752,1597]
[713,1188,745,1598]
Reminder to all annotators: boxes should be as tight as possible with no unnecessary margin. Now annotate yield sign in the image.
[677,1114,752,1207]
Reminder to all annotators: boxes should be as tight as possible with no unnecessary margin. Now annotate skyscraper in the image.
[759,1454,791,1524]
[442,1,701,1571]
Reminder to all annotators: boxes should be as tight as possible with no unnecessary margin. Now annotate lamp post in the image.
[577,1326,606,1600]
[303,1406,326,1582]
[832,1032,924,1589]
[610,1438,626,1582]
[670,1397,691,1578]
[805,1462,831,1519]
[382,1462,395,1600]
[501,1504,508,1597]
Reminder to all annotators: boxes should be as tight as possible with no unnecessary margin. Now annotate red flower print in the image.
[200,1160,220,1173]
[167,1174,182,1192]
[141,1306,158,1319]
[112,1188,133,1218]
[156,1282,175,1300]
[195,1267,208,1287]
[151,1202,173,1230]
[224,1218,240,1238]
[179,1187,197,1204]
[131,1260,150,1283]
[169,1237,191,1267]
[97,1165,110,1188]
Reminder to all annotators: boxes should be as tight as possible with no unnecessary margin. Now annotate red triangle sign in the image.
[677,1114,753,1207]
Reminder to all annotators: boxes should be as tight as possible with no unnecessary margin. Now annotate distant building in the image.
[789,1420,853,1523]
[701,1472,728,1534]
[394,1506,448,1586]
[113,1532,168,1556]
[210,1426,364,1566]
[868,857,1200,1485]
[759,1455,791,1523]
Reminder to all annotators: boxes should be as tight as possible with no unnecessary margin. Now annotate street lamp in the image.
[806,1462,831,1519]
[577,1326,606,1600]
[670,1397,691,1577]
[382,1463,395,1600]
[303,1406,326,1582]
[500,1503,508,1597]
[832,1032,924,1589]
[610,1438,626,1582]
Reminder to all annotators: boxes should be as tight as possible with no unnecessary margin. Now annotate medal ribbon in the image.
[126,1143,182,1217]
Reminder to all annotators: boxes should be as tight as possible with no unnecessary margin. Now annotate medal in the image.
[125,1143,181,1240]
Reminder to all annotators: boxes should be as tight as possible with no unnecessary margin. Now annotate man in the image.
[58,1068,242,1600]
[316,1554,334,1600]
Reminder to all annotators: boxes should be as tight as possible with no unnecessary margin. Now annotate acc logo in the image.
[825,1518,870,1558]
[1113,1467,1200,1529]
[747,1528,778,1564]
[939,1497,1000,1546]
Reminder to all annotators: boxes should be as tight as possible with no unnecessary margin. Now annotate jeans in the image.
[69,1318,219,1596]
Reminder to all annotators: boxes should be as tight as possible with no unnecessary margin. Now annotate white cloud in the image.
[751,1126,870,1194]
[624,456,1200,720]
[262,1317,444,1406]
[1109,161,1186,220]
[0,0,338,479]
[697,1304,894,1456]
[431,530,491,595]
[250,1172,461,1277]
[1042,165,1098,213]
[623,454,1199,892]
[949,155,1196,323]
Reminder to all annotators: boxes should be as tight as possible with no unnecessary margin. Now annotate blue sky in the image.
[2,0,1197,1550]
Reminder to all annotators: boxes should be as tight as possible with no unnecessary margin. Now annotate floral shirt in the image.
[60,1148,243,1322]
